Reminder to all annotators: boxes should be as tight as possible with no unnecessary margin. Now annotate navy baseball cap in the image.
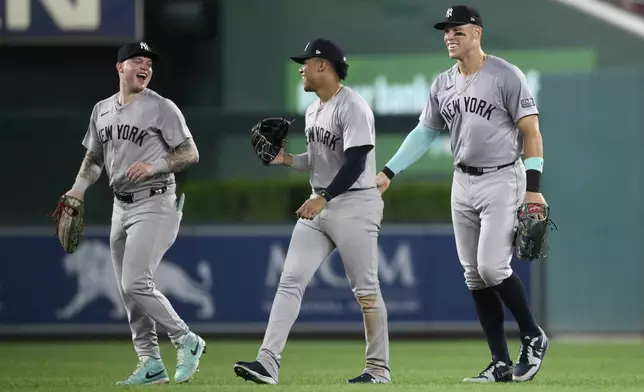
[290,38,348,65]
[117,41,162,63]
[433,5,483,30]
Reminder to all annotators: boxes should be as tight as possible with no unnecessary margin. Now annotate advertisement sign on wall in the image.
[0,0,143,45]
[0,226,533,335]
[285,48,597,115]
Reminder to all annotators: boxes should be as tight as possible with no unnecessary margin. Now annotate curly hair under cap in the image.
[331,61,349,80]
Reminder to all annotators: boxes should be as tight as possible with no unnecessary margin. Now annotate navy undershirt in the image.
[322,145,373,200]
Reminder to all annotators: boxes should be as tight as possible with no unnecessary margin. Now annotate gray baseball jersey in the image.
[420,55,538,167]
[422,55,538,290]
[304,86,377,191]
[82,88,192,193]
[253,86,390,383]
[82,88,195,359]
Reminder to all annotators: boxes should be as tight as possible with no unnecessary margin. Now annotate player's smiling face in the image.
[118,56,153,93]
[299,58,324,92]
[444,25,479,59]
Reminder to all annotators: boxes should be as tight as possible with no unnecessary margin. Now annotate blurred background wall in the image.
[0,0,642,339]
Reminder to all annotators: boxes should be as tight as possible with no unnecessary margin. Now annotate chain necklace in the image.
[456,54,488,96]
[314,84,344,124]
[318,84,344,109]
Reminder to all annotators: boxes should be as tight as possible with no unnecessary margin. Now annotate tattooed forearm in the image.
[71,150,104,192]
[77,150,104,185]
[165,138,199,173]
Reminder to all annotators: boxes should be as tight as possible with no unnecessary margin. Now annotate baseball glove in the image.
[250,117,293,165]
[52,194,85,254]
[514,202,558,261]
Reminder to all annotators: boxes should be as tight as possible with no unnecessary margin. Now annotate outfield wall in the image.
[0,225,536,337]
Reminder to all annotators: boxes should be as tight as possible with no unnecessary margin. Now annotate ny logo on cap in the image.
[140,42,150,51]
[304,42,310,51]
[446,7,453,17]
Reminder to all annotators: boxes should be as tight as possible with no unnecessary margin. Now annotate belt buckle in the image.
[466,166,484,175]
[116,192,134,203]
[150,186,167,196]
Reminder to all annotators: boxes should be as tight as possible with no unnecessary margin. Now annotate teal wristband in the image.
[524,157,544,172]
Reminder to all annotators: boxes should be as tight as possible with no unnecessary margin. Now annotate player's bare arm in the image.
[126,138,199,182]
[518,114,543,161]
[65,149,105,202]
[518,114,546,205]
[77,150,105,187]
[165,137,200,172]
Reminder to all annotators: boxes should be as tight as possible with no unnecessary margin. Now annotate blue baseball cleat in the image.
[173,331,207,383]
[116,357,169,385]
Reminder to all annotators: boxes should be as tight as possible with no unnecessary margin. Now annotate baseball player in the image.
[63,42,206,385]
[233,38,391,385]
[376,5,549,383]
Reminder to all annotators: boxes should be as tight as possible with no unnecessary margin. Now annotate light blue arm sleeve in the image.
[384,122,441,175]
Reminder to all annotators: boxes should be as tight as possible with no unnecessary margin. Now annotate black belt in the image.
[313,187,375,193]
[457,161,515,176]
[114,186,168,203]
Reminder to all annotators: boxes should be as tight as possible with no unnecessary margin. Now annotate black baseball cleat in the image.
[462,360,513,383]
[233,360,277,385]
[347,372,388,384]
[513,326,550,382]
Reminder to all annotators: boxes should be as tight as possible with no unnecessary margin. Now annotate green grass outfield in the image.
[1,339,642,391]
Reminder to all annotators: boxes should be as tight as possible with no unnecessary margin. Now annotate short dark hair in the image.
[331,61,349,80]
